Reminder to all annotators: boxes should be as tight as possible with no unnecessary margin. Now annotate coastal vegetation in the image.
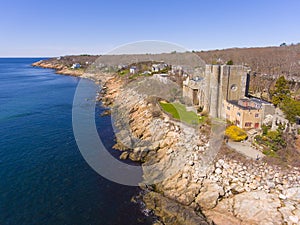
[118,69,129,76]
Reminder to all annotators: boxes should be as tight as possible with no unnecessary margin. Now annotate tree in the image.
[226,60,234,65]
[281,98,300,123]
[271,76,290,106]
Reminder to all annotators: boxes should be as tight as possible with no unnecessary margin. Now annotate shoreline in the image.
[32,60,85,77]
[32,59,300,225]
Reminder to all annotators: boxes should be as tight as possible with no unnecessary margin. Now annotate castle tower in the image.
[201,65,249,118]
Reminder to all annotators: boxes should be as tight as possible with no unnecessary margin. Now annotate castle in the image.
[183,64,275,129]
[183,64,250,118]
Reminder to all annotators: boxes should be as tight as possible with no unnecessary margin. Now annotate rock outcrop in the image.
[144,192,210,225]
[32,60,85,76]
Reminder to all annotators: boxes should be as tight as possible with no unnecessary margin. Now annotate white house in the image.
[130,66,137,74]
[142,71,152,75]
[152,63,167,73]
[71,63,81,69]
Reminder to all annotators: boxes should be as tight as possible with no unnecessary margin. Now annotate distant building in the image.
[183,76,203,105]
[71,63,81,69]
[130,66,137,74]
[142,71,152,75]
[223,98,275,129]
[152,63,167,73]
[118,64,127,70]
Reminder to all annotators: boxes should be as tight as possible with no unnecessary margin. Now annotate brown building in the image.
[223,98,275,129]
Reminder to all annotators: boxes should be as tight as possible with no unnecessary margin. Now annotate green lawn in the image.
[159,101,204,125]
[118,69,129,76]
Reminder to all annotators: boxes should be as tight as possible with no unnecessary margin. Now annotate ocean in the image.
[0,58,152,225]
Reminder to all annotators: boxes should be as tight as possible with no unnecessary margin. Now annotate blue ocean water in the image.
[0,58,151,225]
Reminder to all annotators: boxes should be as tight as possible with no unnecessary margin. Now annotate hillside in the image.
[36,44,300,99]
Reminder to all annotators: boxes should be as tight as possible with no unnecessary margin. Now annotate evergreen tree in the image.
[281,98,300,123]
[226,60,234,65]
[271,76,290,107]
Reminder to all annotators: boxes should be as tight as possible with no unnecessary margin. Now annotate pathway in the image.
[227,141,264,160]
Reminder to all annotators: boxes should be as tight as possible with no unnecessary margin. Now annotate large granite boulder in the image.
[233,191,282,225]
[195,180,224,210]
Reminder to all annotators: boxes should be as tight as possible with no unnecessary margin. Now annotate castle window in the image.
[231,84,238,92]
[237,112,241,117]
[255,113,259,118]
[227,106,230,110]
[245,122,252,127]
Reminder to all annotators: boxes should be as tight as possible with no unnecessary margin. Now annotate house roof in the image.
[248,97,272,105]
[191,77,203,82]
[227,100,260,110]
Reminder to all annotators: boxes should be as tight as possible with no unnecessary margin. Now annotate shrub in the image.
[226,60,234,65]
[225,125,248,142]
[263,149,278,157]
[281,98,300,123]
[262,124,269,135]
[266,130,280,140]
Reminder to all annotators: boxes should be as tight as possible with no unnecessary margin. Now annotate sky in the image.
[0,0,300,57]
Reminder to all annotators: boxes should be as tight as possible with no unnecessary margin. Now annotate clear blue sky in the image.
[1,0,300,57]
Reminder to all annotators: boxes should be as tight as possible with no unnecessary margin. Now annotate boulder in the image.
[195,181,224,210]
[233,191,282,225]
[143,192,210,225]
[283,187,300,201]
[119,151,129,160]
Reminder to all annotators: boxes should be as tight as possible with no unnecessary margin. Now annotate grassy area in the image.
[118,69,129,76]
[159,101,204,125]
[129,73,152,79]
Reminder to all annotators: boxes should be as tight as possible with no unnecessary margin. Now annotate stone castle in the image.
[183,64,250,118]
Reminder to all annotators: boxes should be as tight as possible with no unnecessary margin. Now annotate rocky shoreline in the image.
[32,60,85,77]
[33,60,300,225]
